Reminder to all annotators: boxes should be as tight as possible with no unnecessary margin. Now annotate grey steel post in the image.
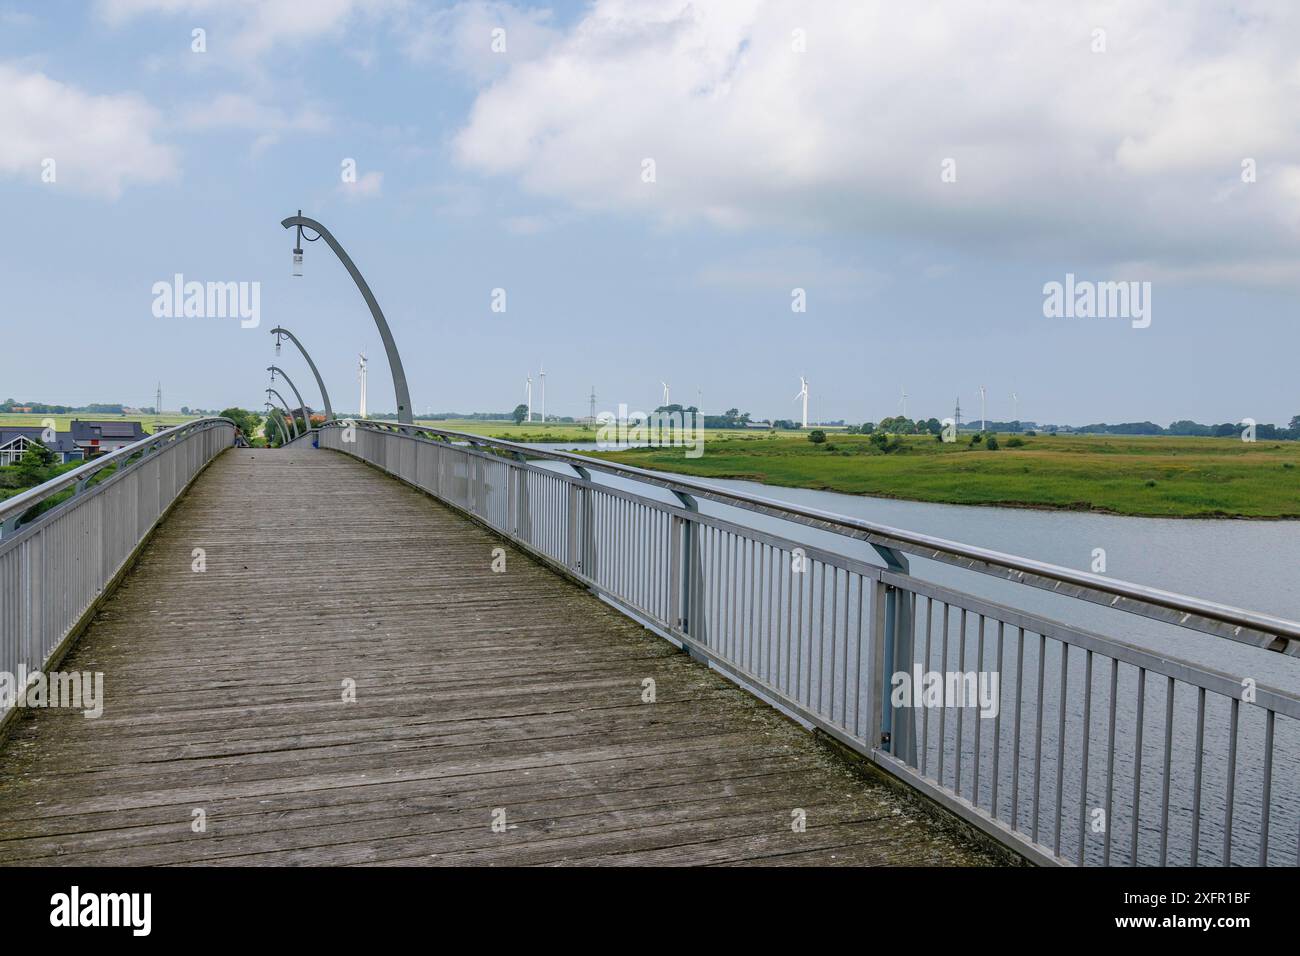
[281,212,413,424]
[263,404,289,445]
[268,366,312,434]
[874,544,915,766]
[672,490,707,658]
[271,326,334,421]
[266,388,298,440]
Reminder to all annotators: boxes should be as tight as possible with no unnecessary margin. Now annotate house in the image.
[0,428,84,466]
[69,420,148,458]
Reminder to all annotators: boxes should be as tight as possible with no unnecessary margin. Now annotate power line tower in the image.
[154,382,163,434]
[588,386,596,423]
[954,396,962,430]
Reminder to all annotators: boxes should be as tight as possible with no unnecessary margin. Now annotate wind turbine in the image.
[899,386,908,419]
[661,381,671,407]
[539,363,546,423]
[794,376,809,429]
[978,384,987,432]
[1012,391,1020,426]
[525,374,533,423]
[358,351,368,420]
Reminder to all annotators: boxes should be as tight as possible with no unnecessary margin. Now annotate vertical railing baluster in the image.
[1191,686,1206,866]
[1054,642,1068,858]
[1104,658,1118,866]
[1259,709,1274,866]
[1160,676,1174,866]
[1130,667,1147,866]
[1032,633,1046,844]
[1223,697,1239,866]
[1077,648,1093,865]
[1012,627,1024,830]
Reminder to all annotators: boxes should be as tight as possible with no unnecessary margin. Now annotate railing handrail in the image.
[322,418,1300,651]
[0,417,235,526]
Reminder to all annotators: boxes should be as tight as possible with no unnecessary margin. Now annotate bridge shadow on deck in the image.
[0,447,997,866]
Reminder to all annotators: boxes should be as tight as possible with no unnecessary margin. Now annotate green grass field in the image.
[0,412,198,434]
[588,433,1300,519]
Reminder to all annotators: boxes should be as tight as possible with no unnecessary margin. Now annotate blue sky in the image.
[1,1,1297,426]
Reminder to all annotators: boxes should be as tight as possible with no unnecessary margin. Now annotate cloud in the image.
[403,1,560,81]
[452,0,1300,283]
[0,62,178,198]
[96,0,404,58]
[177,92,331,151]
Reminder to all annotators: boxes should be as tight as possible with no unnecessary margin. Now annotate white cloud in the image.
[452,0,1300,282]
[178,92,331,152]
[403,1,559,80]
[96,0,404,58]
[0,62,178,198]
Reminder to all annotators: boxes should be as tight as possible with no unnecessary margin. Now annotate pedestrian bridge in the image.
[0,419,1297,866]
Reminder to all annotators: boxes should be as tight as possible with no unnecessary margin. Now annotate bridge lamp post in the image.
[263,403,289,445]
[271,326,334,421]
[266,388,298,440]
[267,365,313,433]
[281,210,413,425]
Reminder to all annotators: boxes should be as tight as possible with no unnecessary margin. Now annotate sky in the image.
[1,0,1298,426]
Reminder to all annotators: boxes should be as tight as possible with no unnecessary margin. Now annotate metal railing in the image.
[317,419,1300,866]
[0,418,235,727]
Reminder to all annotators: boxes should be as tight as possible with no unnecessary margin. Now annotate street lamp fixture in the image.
[291,212,305,277]
[280,210,413,424]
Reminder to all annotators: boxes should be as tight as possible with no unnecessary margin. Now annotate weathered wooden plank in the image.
[0,448,996,867]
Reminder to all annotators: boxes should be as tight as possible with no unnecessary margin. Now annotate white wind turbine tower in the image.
[661,381,671,407]
[357,351,368,419]
[794,376,809,429]
[979,384,987,432]
[525,374,533,423]
[1012,391,1020,426]
[900,386,908,419]
[539,363,546,423]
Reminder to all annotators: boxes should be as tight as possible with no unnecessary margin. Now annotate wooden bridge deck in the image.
[0,447,996,866]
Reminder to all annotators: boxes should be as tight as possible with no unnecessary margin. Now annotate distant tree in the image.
[860,422,875,434]
[807,429,827,444]
[985,435,1000,450]
[512,403,528,425]
[218,407,263,439]
[923,418,942,435]
[14,441,56,483]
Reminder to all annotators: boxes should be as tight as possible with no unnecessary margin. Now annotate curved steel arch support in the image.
[281,213,413,424]
[271,326,333,421]
[263,405,289,445]
[266,388,298,440]
[268,366,311,431]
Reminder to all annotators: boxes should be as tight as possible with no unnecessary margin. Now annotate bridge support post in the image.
[872,545,916,766]
[511,454,532,545]
[568,464,594,578]
[671,491,707,660]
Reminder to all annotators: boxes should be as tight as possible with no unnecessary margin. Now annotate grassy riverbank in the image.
[587,433,1300,518]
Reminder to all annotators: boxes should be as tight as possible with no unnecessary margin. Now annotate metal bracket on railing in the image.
[671,491,707,653]
[874,544,915,765]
